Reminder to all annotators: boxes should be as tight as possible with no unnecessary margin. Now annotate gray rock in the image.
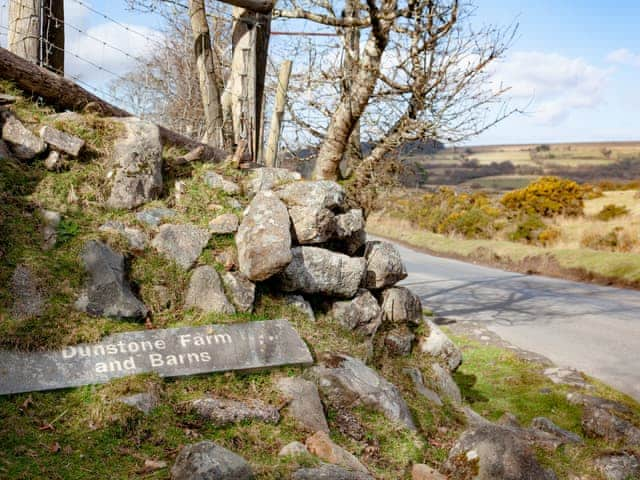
[151,224,210,270]
[582,403,640,446]
[380,287,422,327]
[567,393,632,415]
[279,247,366,298]
[227,198,242,210]
[384,326,415,356]
[444,424,557,480]
[118,391,160,414]
[285,295,315,322]
[203,171,240,194]
[222,271,255,313]
[1,112,46,160]
[335,209,364,239]
[362,241,407,289]
[0,139,12,159]
[419,318,463,372]
[185,266,235,314]
[331,289,381,336]
[305,430,369,473]
[531,417,582,444]
[463,406,492,428]
[43,150,62,171]
[288,205,336,244]
[278,441,308,457]
[75,240,147,319]
[99,221,148,251]
[41,209,61,251]
[276,180,345,210]
[403,367,442,406]
[190,397,279,426]
[171,441,254,480]
[293,464,373,480]
[39,125,85,157]
[308,352,416,430]
[10,265,45,319]
[276,376,329,433]
[595,453,640,480]
[430,363,462,404]
[245,167,301,197]
[107,118,162,210]
[0,93,17,105]
[236,190,292,281]
[343,229,367,256]
[209,213,239,234]
[136,207,177,227]
[543,367,591,389]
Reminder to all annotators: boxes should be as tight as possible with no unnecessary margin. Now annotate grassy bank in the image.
[367,215,640,287]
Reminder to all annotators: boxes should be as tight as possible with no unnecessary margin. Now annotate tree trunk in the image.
[42,0,64,74]
[340,0,361,178]
[188,0,230,149]
[313,0,395,180]
[264,59,292,167]
[8,0,41,64]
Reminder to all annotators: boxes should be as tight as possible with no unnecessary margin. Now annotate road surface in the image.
[384,238,640,401]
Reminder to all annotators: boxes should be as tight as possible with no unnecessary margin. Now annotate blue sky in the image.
[1,1,638,145]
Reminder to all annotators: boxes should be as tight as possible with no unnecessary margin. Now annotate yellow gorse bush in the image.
[501,176,586,217]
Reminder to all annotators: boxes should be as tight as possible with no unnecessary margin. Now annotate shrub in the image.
[595,204,629,221]
[509,214,546,244]
[581,227,638,253]
[501,176,586,217]
[538,227,561,246]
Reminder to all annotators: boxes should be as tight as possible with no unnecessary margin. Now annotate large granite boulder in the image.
[288,205,335,244]
[171,441,254,480]
[75,240,147,319]
[279,247,366,298]
[245,167,301,197]
[236,191,292,281]
[106,118,162,210]
[330,289,381,336]
[190,397,279,426]
[276,376,329,433]
[184,266,235,314]
[39,125,85,157]
[1,112,46,160]
[380,287,422,326]
[444,424,557,480]
[362,241,407,289]
[293,464,373,480]
[419,318,463,372]
[222,271,255,313]
[151,224,210,270]
[308,352,416,430]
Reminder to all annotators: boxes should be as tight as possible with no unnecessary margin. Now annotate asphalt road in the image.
[382,238,640,401]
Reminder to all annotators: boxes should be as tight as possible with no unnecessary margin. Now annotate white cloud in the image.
[606,48,640,67]
[491,51,609,125]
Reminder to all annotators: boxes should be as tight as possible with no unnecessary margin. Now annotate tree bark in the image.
[264,59,292,167]
[340,0,361,178]
[42,0,64,74]
[0,46,227,161]
[8,0,41,64]
[188,0,230,149]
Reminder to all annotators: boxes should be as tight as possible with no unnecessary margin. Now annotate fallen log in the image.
[0,46,227,162]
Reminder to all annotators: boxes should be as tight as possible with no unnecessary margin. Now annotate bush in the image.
[595,204,629,221]
[509,214,546,243]
[581,227,638,253]
[501,176,586,217]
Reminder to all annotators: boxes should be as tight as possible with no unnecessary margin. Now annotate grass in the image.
[450,333,640,479]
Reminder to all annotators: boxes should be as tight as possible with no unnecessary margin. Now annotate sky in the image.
[0,0,639,146]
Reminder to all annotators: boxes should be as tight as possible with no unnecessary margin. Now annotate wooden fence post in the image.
[264,60,292,167]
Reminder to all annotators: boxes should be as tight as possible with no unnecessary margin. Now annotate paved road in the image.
[383,238,640,401]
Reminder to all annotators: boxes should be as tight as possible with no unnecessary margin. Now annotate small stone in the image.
[403,367,442,406]
[285,295,315,322]
[380,287,423,327]
[222,271,255,313]
[419,318,463,372]
[39,125,85,157]
[245,167,301,197]
[305,431,369,474]
[99,221,148,251]
[136,207,177,227]
[412,464,447,480]
[531,417,582,444]
[185,266,235,314]
[278,441,308,457]
[41,209,61,251]
[43,150,62,171]
[151,224,210,270]
[208,213,239,234]
[171,441,253,480]
[118,391,160,414]
[385,326,415,356]
[276,376,329,433]
[543,367,591,389]
[190,397,279,426]
[330,289,381,336]
[10,264,45,320]
[143,459,167,472]
[293,464,373,480]
[362,241,407,289]
[1,112,46,160]
[203,171,240,194]
[174,180,187,203]
[595,453,640,480]
[335,209,365,239]
[236,190,292,281]
[214,249,237,271]
[430,363,462,404]
[227,198,242,210]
